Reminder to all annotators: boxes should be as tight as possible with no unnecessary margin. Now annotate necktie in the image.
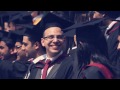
[42,59,51,79]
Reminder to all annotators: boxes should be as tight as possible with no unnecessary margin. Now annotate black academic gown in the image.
[106,22,120,66]
[77,63,113,79]
[68,47,77,59]
[12,60,31,79]
[78,66,106,79]
[26,54,73,79]
[0,60,31,79]
[0,60,13,79]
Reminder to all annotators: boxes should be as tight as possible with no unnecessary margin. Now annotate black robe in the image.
[0,60,13,79]
[25,55,73,79]
[0,60,31,79]
[106,22,120,66]
[78,66,105,79]
[77,63,113,79]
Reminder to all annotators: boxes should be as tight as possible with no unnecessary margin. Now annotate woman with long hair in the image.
[64,19,116,79]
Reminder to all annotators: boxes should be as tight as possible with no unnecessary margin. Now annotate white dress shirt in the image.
[41,51,63,79]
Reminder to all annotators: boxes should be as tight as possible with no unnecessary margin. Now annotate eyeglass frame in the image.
[43,35,65,41]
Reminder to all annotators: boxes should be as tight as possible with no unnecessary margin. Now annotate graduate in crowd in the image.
[25,12,74,79]
[64,18,116,79]
[9,29,27,61]
[0,26,46,79]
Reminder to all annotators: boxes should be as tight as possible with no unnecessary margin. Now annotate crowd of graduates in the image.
[0,11,120,79]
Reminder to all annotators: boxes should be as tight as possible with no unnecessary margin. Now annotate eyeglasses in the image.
[43,35,65,41]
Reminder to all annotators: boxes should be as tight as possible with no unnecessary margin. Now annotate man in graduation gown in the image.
[0,30,18,79]
[0,31,17,62]
[0,26,46,79]
[100,11,120,67]
[25,12,74,79]
[89,11,120,67]
[17,27,46,79]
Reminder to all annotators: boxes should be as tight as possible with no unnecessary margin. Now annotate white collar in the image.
[46,51,63,62]
[32,54,46,64]
[106,21,117,30]
[72,46,77,50]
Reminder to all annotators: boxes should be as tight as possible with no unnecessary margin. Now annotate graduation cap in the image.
[20,11,33,24]
[31,11,46,25]
[63,18,108,56]
[63,17,107,37]
[15,23,34,30]
[97,11,120,19]
[9,13,22,24]
[33,12,74,36]
[9,11,32,25]
[33,16,43,25]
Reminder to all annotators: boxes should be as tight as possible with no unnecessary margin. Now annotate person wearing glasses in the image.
[25,12,74,79]
[8,30,27,61]
[0,26,47,79]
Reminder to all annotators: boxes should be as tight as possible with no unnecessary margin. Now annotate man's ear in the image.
[10,48,15,55]
[41,38,45,47]
[34,42,40,50]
